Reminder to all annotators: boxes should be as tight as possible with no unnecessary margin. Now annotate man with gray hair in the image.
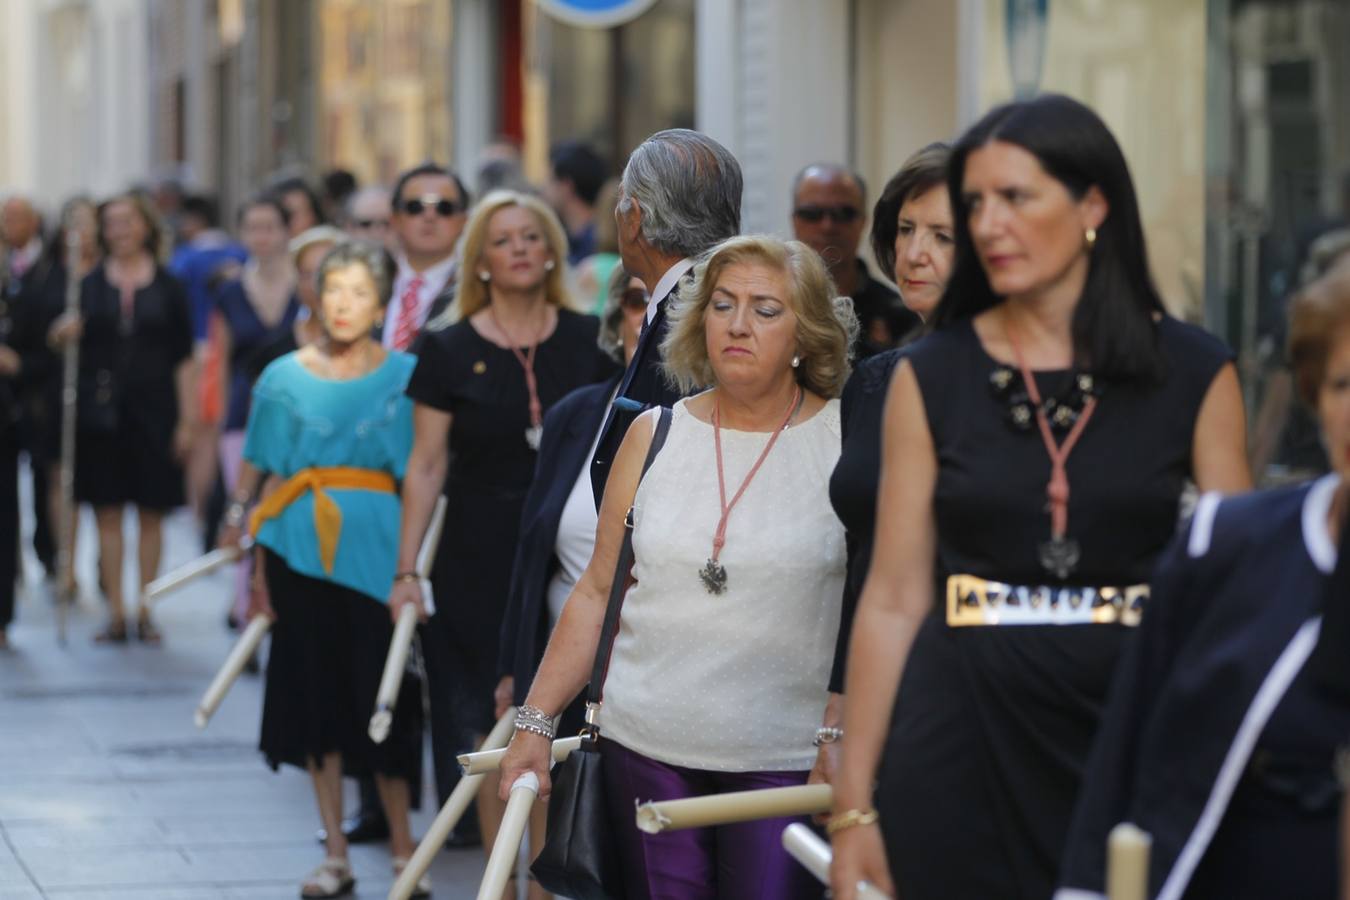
[590,128,743,505]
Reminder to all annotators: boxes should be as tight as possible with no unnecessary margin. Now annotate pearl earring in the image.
[1085,227,1097,250]
[478,271,490,282]
[544,260,556,272]
[791,355,801,369]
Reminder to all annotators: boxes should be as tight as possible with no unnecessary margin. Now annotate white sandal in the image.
[300,856,354,898]
[391,856,432,898]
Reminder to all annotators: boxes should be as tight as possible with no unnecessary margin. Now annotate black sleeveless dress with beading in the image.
[876,315,1232,900]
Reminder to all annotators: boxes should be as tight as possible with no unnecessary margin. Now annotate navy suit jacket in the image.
[589,282,688,508]
[500,374,621,702]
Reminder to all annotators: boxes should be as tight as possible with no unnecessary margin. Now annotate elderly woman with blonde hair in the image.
[499,234,856,899]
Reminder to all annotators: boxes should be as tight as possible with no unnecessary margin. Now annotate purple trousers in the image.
[601,739,823,900]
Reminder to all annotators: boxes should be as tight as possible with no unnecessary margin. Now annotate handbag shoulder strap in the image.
[586,405,673,709]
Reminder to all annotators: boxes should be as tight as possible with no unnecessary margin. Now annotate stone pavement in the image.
[1,491,489,899]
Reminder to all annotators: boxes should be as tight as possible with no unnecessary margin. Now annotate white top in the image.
[599,397,846,771]
[383,254,457,347]
[547,420,607,623]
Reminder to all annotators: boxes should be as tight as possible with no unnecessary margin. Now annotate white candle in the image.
[194,614,271,729]
[459,734,585,776]
[476,771,540,900]
[636,784,832,833]
[1107,822,1152,900]
[368,602,419,743]
[387,711,516,900]
[781,823,890,900]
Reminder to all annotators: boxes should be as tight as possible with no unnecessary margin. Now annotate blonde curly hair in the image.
[661,235,857,397]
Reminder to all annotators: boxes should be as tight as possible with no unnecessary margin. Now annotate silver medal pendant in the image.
[1038,535,1080,580]
[525,425,542,451]
[699,558,728,595]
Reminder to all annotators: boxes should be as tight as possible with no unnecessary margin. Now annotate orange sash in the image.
[249,467,397,575]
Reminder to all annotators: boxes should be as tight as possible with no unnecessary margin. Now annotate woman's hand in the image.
[388,579,426,625]
[218,523,245,552]
[246,568,274,623]
[47,312,83,348]
[830,822,895,900]
[497,730,554,801]
[807,741,841,823]
[494,676,515,721]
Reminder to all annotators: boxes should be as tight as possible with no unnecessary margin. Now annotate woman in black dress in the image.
[816,143,953,780]
[49,193,195,644]
[388,189,614,871]
[829,94,1252,900]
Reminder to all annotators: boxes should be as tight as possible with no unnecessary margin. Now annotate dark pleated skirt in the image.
[259,549,422,799]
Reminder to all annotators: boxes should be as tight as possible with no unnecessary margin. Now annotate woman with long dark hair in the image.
[829,94,1251,899]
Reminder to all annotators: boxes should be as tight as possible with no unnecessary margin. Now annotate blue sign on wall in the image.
[536,0,659,29]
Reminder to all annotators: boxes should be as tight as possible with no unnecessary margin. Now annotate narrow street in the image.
[0,474,484,899]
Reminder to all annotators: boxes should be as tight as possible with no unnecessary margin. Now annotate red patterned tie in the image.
[391,275,424,350]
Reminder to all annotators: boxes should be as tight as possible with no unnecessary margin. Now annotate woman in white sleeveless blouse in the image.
[499,235,857,899]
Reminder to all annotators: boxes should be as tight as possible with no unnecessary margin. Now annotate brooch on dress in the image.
[989,367,1103,434]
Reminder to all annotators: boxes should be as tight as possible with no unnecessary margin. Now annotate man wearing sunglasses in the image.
[791,163,919,357]
[382,163,470,352]
[344,185,397,254]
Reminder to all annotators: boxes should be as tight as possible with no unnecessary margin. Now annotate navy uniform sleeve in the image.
[1058,503,1214,897]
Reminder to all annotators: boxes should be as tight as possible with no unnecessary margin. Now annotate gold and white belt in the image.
[945,574,1148,627]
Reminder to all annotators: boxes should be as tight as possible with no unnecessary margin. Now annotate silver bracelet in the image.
[223,501,247,528]
[514,719,554,740]
[813,726,844,747]
[516,704,555,737]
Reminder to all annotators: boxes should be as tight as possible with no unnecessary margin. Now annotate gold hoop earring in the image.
[1085,227,1097,250]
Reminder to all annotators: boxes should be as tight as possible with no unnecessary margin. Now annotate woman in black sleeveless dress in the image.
[49,194,194,644]
[829,95,1251,900]
[388,191,614,880]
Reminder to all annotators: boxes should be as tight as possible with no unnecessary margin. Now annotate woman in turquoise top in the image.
[232,240,430,899]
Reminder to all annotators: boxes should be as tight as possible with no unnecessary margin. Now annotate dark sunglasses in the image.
[620,288,649,310]
[399,194,463,217]
[355,218,390,229]
[793,205,861,224]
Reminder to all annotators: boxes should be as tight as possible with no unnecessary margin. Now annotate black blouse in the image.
[405,308,617,493]
[78,265,193,426]
[827,347,907,692]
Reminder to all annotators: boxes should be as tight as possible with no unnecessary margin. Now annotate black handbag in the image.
[531,406,674,900]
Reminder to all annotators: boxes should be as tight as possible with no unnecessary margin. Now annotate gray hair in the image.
[316,239,394,306]
[598,265,637,362]
[619,129,742,258]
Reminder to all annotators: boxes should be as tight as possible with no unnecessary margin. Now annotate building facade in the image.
[4,0,1349,423]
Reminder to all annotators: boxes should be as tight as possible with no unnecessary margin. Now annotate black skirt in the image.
[259,550,422,796]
